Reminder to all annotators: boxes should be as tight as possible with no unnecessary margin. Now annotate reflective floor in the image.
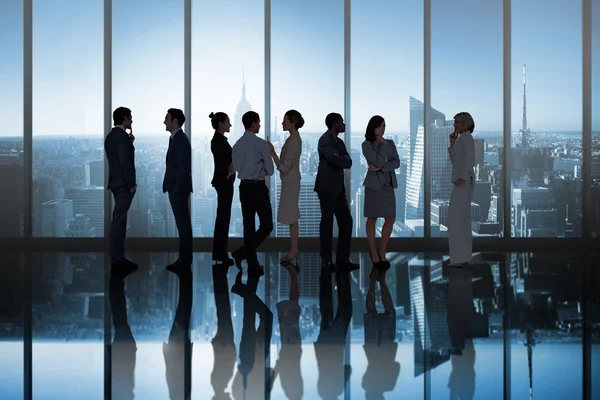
[1,252,599,399]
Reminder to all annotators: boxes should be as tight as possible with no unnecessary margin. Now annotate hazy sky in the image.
[0,0,596,138]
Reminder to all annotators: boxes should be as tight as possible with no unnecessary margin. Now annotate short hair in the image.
[285,109,305,129]
[113,107,131,126]
[454,112,475,132]
[242,111,260,129]
[325,112,342,129]
[168,108,186,126]
[209,112,229,130]
[365,115,385,142]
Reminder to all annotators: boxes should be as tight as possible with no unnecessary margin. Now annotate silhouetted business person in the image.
[231,111,274,278]
[209,111,235,266]
[105,106,137,270]
[163,108,193,271]
[315,113,358,272]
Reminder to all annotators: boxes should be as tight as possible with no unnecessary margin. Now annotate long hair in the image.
[453,112,475,132]
[365,115,385,142]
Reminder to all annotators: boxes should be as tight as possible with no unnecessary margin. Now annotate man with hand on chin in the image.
[163,108,193,273]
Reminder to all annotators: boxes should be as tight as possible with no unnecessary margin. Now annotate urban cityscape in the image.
[1,0,598,398]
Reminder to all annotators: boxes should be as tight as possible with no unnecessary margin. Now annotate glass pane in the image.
[32,0,104,238]
[191,0,265,240]
[113,0,184,238]
[508,253,583,398]
[346,252,424,398]
[511,0,582,237]
[0,0,24,238]
[431,0,503,240]
[0,253,24,400]
[419,253,505,398]
[189,253,268,399]
[351,0,424,239]
[591,2,600,396]
[592,0,600,237]
[32,253,104,399]
[270,0,343,239]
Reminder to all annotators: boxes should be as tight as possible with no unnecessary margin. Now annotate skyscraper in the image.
[232,72,252,144]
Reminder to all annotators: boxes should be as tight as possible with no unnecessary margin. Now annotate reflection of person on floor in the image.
[446,266,476,399]
[314,269,353,400]
[231,272,274,400]
[272,262,303,399]
[163,266,193,400]
[110,265,137,400]
[211,263,237,400]
[362,267,400,399]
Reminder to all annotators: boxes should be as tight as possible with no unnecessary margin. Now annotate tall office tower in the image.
[192,196,216,237]
[405,97,450,223]
[0,153,24,236]
[85,160,103,187]
[405,114,453,223]
[41,199,74,237]
[64,186,104,235]
[231,72,252,144]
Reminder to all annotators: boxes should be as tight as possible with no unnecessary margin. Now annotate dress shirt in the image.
[232,131,274,180]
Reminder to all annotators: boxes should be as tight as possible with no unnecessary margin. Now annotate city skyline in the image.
[0,0,596,138]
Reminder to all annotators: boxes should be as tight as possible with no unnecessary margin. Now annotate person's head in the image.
[282,109,304,132]
[325,112,345,134]
[242,111,261,133]
[113,107,132,130]
[453,112,475,134]
[164,108,186,133]
[209,112,231,134]
[365,115,386,142]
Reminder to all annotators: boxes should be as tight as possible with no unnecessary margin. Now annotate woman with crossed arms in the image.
[361,115,400,276]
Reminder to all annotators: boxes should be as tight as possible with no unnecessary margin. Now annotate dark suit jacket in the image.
[210,132,234,187]
[162,129,193,194]
[314,131,352,195]
[105,127,136,191]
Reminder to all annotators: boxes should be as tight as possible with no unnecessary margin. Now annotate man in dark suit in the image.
[210,114,235,266]
[105,106,137,270]
[163,108,193,271]
[315,113,358,272]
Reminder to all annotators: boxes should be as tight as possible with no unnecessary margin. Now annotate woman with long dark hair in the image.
[209,111,235,266]
[361,115,400,275]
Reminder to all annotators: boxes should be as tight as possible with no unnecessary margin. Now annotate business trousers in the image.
[109,189,135,263]
[239,180,273,268]
[169,192,193,265]
[317,189,353,264]
[448,177,474,265]
[212,180,234,260]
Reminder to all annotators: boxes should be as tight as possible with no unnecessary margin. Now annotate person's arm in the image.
[361,141,386,169]
[318,134,352,169]
[381,140,400,172]
[173,135,191,192]
[211,139,231,180]
[262,140,275,176]
[278,138,301,176]
[115,133,136,190]
[459,134,475,180]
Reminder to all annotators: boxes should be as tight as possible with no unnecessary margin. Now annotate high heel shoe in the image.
[369,252,383,279]
[377,250,391,271]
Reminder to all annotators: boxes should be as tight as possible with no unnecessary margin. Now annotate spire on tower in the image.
[521,64,529,147]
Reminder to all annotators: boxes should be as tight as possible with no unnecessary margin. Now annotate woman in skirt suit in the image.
[267,110,304,264]
[361,115,400,274]
[447,112,476,266]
